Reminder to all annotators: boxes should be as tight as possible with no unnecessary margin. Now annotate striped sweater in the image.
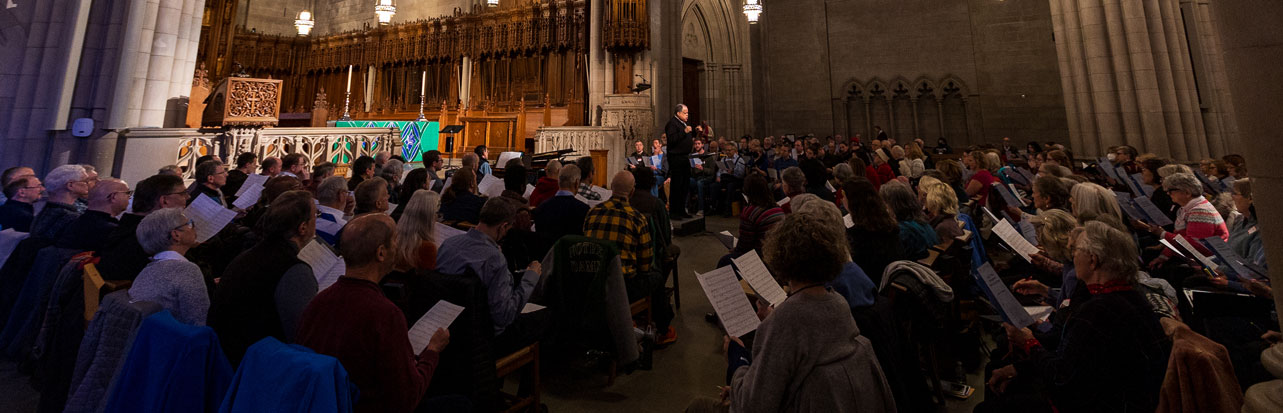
[1163,196,1228,257]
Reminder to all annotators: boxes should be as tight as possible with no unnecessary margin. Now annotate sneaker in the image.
[657,326,677,346]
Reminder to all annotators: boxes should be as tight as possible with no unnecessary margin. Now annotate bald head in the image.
[340,214,397,270]
[609,171,634,197]
[89,178,130,215]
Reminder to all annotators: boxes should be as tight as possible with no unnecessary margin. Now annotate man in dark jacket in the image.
[532,165,590,257]
[664,104,694,218]
[0,176,41,232]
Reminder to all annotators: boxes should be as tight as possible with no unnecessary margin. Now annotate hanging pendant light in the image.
[743,0,762,24]
[487,0,499,6]
[375,0,397,25]
[294,10,315,36]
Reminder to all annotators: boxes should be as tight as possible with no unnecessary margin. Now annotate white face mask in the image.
[1106,153,1117,162]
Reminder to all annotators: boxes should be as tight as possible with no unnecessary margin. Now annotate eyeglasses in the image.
[113,190,134,196]
[165,189,188,197]
[173,218,195,231]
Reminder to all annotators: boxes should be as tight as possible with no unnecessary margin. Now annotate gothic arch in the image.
[679,0,752,140]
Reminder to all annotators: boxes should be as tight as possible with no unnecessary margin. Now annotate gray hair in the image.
[1156,164,1192,178]
[674,104,687,114]
[789,193,820,211]
[1161,172,1203,197]
[781,166,806,192]
[382,159,404,177]
[832,163,854,183]
[558,164,582,189]
[45,164,88,195]
[316,176,348,204]
[880,180,925,223]
[137,208,188,255]
[1076,220,1140,282]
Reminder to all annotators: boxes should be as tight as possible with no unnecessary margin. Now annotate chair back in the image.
[852,296,933,413]
[0,228,29,270]
[416,268,502,411]
[542,236,621,353]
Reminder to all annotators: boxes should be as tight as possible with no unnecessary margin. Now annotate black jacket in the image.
[664,117,693,158]
[95,213,148,281]
[0,199,34,232]
[54,210,119,251]
[532,195,591,257]
[208,237,305,365]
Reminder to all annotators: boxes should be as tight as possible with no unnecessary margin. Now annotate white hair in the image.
[44,165,88,195]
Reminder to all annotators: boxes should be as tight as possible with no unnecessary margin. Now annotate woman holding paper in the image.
[695,206,894,413]
[1144,173,1228,269]
[963,150,997,208]
[984,222,1171,413]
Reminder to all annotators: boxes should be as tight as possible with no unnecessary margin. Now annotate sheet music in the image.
[232,182,263,210]
[1128,173,1153,196]
[1132,196,1173,226]
[1017,168,1036,186]
[1017,220,1039,246]
[975,263,1036,328]
[692,157,704,167]
[716,231,737,250]
[1193,170,1221,194]
[776,196,790,207]
[1159,239,1187,258]
[993,183,1023,208]
[433,222,467,246]
[695,267,761,338]
[767,169,779,181]
[589,186,613,200]
[521,302,546,314]
[234,173,269,197]
[1006,168,1029,186]
[993,219,1039,262]
[641,156,653,168]
[477,174,505,198]
[843,214,854,228]
[650,155,662,169]
[1120,168,1143,195]
[298,240,344,291]
[981,207,1000,224]
[733,251,788,307]
[523,184,535,198]
[385,202,398,215]
[1099,159,1119,180]
[1025,306,1054,322]
[185,194,236,242]
[1202,237,1253,280]
[1007,184,1027,207]
[1174,236,1219,271]
[825,181,836,193]
[407,301,465,354]
[575,194,605,208]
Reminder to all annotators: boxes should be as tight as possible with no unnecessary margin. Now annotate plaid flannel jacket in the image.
[583,197,653,279]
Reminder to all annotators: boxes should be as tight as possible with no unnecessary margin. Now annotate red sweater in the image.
[297,277,439,413]
[1163,196,1229,257]
[528,177,559,207]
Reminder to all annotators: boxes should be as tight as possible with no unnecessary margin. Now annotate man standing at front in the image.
[665,104,694,219]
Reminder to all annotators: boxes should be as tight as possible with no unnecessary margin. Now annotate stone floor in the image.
[0,215,987,412]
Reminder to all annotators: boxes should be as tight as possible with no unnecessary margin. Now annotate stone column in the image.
[1211,2,1283,411]
[588,0,606,125]
[703,62,718,132]
[1049,0,1209,160]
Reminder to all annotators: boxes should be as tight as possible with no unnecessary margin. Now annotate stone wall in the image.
[238,0,311,36]
[240,0,479,36]
[756,0,1068,147]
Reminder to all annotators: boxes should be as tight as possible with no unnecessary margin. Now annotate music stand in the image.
[439,125,464,167]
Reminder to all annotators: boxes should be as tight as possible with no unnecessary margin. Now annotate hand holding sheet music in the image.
[298,240,345,291]
[993,219,1040,263]
[1201,237,1254,280]
[232,173,269,209]
[186,194,237,242]
[1132,197,1174,226]
[408,301,464,354]
[696,267,761,338]
[477,174,505,198]
[974,263,1037,328]
[733,251,788,307]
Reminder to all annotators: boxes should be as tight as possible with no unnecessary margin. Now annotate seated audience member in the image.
[795,199,878,310]
[528,160,561,207]
[867,150,895,188]
[223,152,258,200]
[901,143,927,178]
[1228,179,1265,270]
[778,166,806,214]
[394,190,441,271]
[375,151,392,171]
[308,162,337,193]
[0,176,41,231]
[584,171,675,343]
[380,159,405,204]
[460,152,479,178]
[54,178,129,250]
[1145,173,1229,268]
[209,191,319,365]
[437,197,546,353]
[628,167,669,229]
[502,161,530,202]
[31,165,89,239]
[297,214,449,413]
[1135,158,1177,222]
[242,175,304,229]
[347,156,376,191]
[626,140,647,171]
[74,165,99,213]
[1069,182,1128,232]
[157,164,182,177]
[259,156,281,177]
[964,150,997,208]
[354,177,390,216]
[576,157,602,201]
[315,176,350,245]
[128,208,208,326]
[689,203,894,413]
[95,174,187,281]
[423,150,444,183]
[532,165,590,256]
[280,153,307,179]
[692,140,720,214]
[919,176,964,244]
[440,169,485,224]
[984,221,1170,413]
[188,160,228,207]
[648,139,669,198]
[1031,175,1071,214]
[1012,210,1082,309]
[475,145,492,176]
[392,168,430,221]
[841,178,904,283]
[880,181,937,260]
[730,173,784,258]
[0,166,35,204]
[934,159,970,206]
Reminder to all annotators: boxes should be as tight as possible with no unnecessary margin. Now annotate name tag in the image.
[1248,226,1258,235]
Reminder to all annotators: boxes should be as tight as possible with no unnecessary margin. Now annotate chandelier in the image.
[294,10,315,36]
[487,0,499,6]
[375,0,396,25]
[743,0,762,23]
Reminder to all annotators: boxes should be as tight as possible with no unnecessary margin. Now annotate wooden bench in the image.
[82,263,132,325]
[496,342,541,413]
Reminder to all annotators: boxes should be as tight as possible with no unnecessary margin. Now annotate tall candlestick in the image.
[346,65,353,93]
[420,71,427,94]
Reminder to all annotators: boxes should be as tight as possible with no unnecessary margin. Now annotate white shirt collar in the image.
[317,204,348,223]
[152,251,187,262]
